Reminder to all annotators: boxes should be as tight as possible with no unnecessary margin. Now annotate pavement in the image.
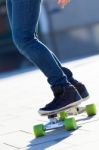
[0,55,99,150]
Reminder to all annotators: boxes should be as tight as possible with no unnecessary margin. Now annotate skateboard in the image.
[33,103,97,138]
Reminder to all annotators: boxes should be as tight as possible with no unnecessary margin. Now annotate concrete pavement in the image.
[0,55,99,150]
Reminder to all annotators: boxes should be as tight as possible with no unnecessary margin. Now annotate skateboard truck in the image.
[45,106,85,130]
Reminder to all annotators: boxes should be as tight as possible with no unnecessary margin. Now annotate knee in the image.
[12,31,25,51]
[12,30,35,54]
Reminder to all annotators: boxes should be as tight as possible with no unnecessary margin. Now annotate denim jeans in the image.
[6,0,73,87]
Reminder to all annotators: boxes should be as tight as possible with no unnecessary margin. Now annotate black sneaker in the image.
[38,85,82,115]
[62,67,89,99]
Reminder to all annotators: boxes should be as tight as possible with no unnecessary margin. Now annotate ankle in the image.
[51,83,73,97]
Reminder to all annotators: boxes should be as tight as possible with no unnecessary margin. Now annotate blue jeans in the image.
[6,0,73,87]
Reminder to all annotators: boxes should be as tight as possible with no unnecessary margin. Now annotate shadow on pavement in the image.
[27,128,75,150]
[77,115,99,125]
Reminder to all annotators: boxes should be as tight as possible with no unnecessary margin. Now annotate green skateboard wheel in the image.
[59,111,68,121]
[86,103,97,116]
[64,117,77,131]
[33,124,45,138]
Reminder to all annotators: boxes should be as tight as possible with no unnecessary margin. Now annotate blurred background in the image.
[0,0,99,74]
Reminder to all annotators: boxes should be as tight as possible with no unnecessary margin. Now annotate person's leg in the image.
[6,0,87,86]
[10,0,70,87]
[5,0,78,86]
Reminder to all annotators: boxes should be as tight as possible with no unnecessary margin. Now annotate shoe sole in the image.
[83,95,90,101]
[39,96,89,115]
